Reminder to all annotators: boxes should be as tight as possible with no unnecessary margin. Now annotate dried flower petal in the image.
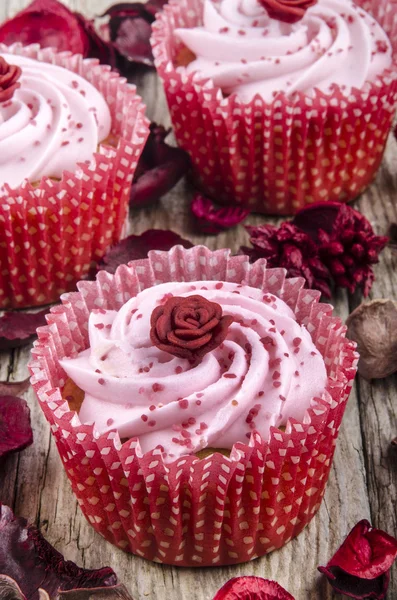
[0,504,119,599]
[98,229,193,274]
[213,577,295,600]
[102,1,168,69]
[0,0,115,66]
[130,123,190,207]
[293,202,388,296]
[0,378,30,398]
[191,194,249,234]
[346,299,397,380]
[0,396,33,460]
[318,520,397,599]
[0,575,26,600]
[0,309,48,351]
[241,222,332,297]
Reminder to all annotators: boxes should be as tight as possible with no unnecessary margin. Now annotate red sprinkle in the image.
[152,383,164,393]
[106,418,114,426]
[141,414,148,422]
[273,381,282,388]
[98,378,105,385]
[148,420,156,427]
[224,373,237,379]
[293,337,302,346]
[179,399,189,409]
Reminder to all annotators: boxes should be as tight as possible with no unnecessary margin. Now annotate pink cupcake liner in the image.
[0,43,150,309]
[151,0,397,215]
[29,246,358,567]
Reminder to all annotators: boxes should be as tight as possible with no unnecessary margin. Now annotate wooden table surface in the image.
[0,1,396,598]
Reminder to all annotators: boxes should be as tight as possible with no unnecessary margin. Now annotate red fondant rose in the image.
[150,295,233,362]
[260,0,317,24]
[0,57,21,102]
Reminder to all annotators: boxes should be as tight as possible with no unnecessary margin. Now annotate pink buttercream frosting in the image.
[175,0,393,102]
[0,52,111,191]
[61,280,328,461]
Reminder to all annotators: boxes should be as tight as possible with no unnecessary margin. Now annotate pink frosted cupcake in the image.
[0,44,149,309]
[29,246,357,566]
[151,0,397,214]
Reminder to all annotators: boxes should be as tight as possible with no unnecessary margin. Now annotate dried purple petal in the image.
[346,299,397,380]
[98,229,193,274]
[191,194,249,234]
[0,396,33,460]
[130,124,190,207]
[0,309,48,351]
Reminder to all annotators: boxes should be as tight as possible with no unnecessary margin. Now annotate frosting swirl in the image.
[175,0,392,102]
[0,53,111,191]
[61,281,328,461]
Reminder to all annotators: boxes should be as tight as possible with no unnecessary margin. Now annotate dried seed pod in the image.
[346,299,397,380]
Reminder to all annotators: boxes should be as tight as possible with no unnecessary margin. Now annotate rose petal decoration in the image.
[292,202,388,297]
[102,0,168,69]
[0,504,122,600]
[150,295,234,363]
[241,222,332,297]
[0,56,21,103]
[0,0,115,66]
[213,577,295,600]
[318,520,397,599]
[0,396,33,461]
[98,229,193,274]
[0,309,48,351]
[259,0,317,24]
[130,123,191,207]
[346,299,397,380]
[191,194,250,234]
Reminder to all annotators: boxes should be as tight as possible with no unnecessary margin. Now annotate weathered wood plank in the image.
[0,1,396,599]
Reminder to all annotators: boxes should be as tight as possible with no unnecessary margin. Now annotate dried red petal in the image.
[151,295,234,363]
[213,577,295,600]
[0,0,115,66]
[318,520,397,599]
[0,378,30,398]
[0,57,21,103]
[0,309,48,351]
[0,396,33,460]
[0,504,119,599]
[98,229,193,274]
[241,222,332,297]
[259,0,317,24]
[191,194,249,234]
[130,123,190,207]
[102,1,168,69]
[292,202,388,296]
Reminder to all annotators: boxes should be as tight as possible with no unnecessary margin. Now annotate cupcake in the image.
[0,44,149,309]
[151,0,397,215]
[29,246,358,566]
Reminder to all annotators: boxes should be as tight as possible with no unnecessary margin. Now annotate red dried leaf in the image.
[102,1,168,69]
[0,396,33,460]
[0,504,120,600]
[98,229,193,274]
[191,194,249,234]
[130,124,190,207]
[0,0,115,66]
[292,202,388,296]
[241,222,332,297]
[0,378,30,397]
[318,520,397,599]
[0,309,48,351]
[213,577,295,600]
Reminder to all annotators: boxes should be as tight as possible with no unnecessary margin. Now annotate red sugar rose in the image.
[150,295,233,363]
[0,57,21,102]
[213,577,295,600]
[318,520,397,599]
[259,0,317,24]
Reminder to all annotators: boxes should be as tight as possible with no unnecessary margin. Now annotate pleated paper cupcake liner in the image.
[29,246,358,567]
[151,0,397,215]
[0,44,150,309]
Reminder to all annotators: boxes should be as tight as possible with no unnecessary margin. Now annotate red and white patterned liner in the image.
[29,247,358,567]
[151,0,397,215]
[0,43,150,309]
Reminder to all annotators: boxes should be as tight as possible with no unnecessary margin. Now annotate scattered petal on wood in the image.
[0,396,33,460]
[346,299,397,380]
[213,577,295,600]
[0,309,48,351]
[0,378,30,397]
[191,194,249,234]
[318,520,397,599]
[98,229,193,274]
[0,504,119,600]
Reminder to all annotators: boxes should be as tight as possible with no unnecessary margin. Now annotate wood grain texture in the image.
[0,1,396,599]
